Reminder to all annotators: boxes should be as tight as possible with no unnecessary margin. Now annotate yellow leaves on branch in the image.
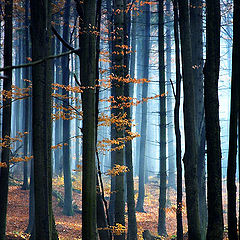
[0,132,29,149]
[106,164,129,177]
[0,162,7,168]
[98,112,134,129]
[10,156,33,163]
[51,142,68,150]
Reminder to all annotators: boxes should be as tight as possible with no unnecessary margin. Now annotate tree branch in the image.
[0,49,80,73]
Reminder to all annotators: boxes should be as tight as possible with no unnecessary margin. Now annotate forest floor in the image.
[6,176,230,240]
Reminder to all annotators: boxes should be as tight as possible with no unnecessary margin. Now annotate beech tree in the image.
[178,0,201,239]
[30,0,58,239]
[204,0,223,239]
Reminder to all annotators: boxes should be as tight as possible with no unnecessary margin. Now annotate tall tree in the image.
[0,0,13,239]
[190,0,207,237]
[204,0,223,239]
[166,0,176,191]
[178,0,201,239]
[227,0,240,239]
[173,0,183,239]
[136,2,150,213]
[22,0,30,191]
[62,0,73,216]
[30,0,58,238]
[124,1,137,239]
[111,0,126,238]
[76,0,97,238]
[158,0,167,236]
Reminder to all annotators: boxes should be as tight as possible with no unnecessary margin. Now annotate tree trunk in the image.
[0,1,13,239]
[227,0,240,239]
[77,0,97,238]
[62,0,73,216]
[136,3,150,213]
[111,0,126,239]
[22,0,30,191]
[158,0,167,236]
[173,1,183,239]
[124,0,137,238]
[190,0,207,238]
[177,0,201,239]
[30,0,58,239]
[166,0,176,191]
[204,1,224,239]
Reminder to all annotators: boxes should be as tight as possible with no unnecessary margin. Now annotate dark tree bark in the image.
[172,1,183,239]
[177,0,201,239]
[76,0,97,238]
[111,0,126,239]
[30,0,58,239]
[158,0,167,236]
[136,2,150,213]
[227,0,240,239]
[124,1,137,239]
[62,0,73,216]
[204,1,224,239]
[0,1,13,239]
[190,0,207,238]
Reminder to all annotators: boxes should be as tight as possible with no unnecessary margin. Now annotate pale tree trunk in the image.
[62,0,73,216]
[136,2,150,213]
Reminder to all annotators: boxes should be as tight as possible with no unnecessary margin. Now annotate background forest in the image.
[0,0,239,240]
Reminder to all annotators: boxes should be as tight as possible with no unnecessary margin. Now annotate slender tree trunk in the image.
[227,0,240,239]
[136,3,150,213]
[173,1,183,239]
[76,0,97,238]
[22,0,30,191]
[111,0,126,239]
[166,0,176,191]
[0,1,13,239]
[124,1,137,239]
[177,0,201,239]
[62,0,73,216]
[158,0,167,236]
[204,1,223,239]
[30,0,58,239]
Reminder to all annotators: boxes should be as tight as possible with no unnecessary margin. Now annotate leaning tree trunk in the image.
[177,0,201,239]
[158,0,167,236]
[204,1,224,239]
[0,0,13,239]
[227,0,240,239]
[173,1,183,239]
